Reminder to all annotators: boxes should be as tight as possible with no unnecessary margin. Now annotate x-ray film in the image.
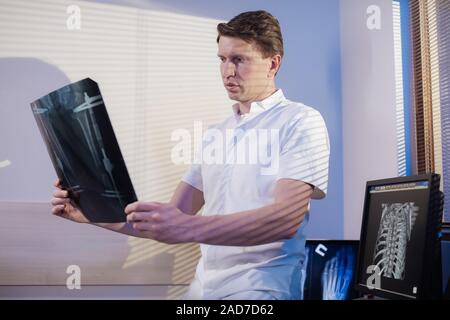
[302,240,359,300]
[30,78,137,223]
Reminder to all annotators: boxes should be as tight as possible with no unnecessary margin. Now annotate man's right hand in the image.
[51,179,90,224]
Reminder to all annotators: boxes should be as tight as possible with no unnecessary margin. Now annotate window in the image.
[408,0,450,224]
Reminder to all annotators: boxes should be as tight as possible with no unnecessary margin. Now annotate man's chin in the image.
[227,92,241,101]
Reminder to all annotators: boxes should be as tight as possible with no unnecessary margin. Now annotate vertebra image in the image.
[372,202,419,280]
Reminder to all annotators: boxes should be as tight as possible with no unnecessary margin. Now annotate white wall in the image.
[0,0,344,239]
[340,0,399,239]
[0,0,230,203]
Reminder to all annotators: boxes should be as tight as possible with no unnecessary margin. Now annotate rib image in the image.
[372,202,419,280]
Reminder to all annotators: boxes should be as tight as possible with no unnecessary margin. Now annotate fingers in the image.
[51,204,66,215]
[53,178,62,188]
[51,197,70,206]
[51,190,70,208]
[127,211,160,223]
[132,221,154,232]
[53,189,69,198]
[51,184,69,216]
[127,211,146,223]
[124,201,162,214]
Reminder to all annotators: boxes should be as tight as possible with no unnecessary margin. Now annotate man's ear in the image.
[268,54,282,78]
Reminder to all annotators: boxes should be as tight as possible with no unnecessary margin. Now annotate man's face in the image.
[217,36,275,103]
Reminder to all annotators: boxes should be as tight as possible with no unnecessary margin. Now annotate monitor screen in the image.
[355,174,442,299]
[302,240,360,300]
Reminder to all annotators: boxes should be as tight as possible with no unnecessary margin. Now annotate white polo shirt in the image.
[182,89,330,299]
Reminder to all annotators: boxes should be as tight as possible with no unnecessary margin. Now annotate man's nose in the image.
[222,61,236,78]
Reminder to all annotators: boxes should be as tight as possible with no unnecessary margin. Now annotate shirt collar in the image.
[232,89,286,122]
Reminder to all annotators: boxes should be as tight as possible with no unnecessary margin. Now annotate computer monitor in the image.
[303,240,360,300]
[354,174,443,299]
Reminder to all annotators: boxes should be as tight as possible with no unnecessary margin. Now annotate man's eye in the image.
[234,57,243,63]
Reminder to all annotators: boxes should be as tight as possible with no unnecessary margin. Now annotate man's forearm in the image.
[91,194,198,238]
[188,191,310,246]
[97,180,312,245]
[92,222,146,237]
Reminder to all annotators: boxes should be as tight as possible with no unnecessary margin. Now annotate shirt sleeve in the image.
[180,129,205,192]
[276,108,330,199]
[181,162,203,192]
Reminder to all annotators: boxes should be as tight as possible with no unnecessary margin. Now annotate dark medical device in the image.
[354,174,443,299]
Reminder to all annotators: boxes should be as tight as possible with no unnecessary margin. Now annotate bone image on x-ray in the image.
[73,92,122,202]
[372,202,419,280]
[32,104,76,185]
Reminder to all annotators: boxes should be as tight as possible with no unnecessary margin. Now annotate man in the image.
[51,10,330,300]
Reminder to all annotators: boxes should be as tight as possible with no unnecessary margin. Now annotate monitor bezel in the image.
[354,174,437,300]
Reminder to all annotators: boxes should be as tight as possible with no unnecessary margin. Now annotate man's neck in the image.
[237,85,278,115]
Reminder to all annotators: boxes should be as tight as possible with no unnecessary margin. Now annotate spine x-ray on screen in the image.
[30,78,137,223]
[373,202,420,280]
[355,175,443,300]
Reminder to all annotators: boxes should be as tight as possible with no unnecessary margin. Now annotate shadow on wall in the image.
[0,59,193,296]
[0,58,71,202]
